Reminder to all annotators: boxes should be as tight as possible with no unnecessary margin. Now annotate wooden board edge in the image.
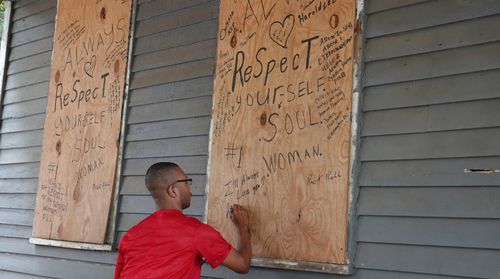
[203,0,367,270]
[29,237,112,251]
[345,0,366,268]
[106,0,138,248]
[0,1,13,122]
[251,257,353,274]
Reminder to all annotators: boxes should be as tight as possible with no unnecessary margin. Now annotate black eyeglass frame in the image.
[167,178,192,188]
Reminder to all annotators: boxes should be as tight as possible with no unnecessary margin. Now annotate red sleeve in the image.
[195,223,232,268]
[114,238,125,279]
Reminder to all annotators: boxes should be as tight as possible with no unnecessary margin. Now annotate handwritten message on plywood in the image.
[207,0,356,264]
[32,0,131,244]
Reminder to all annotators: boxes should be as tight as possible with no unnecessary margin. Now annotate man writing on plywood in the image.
[114,162,252,278]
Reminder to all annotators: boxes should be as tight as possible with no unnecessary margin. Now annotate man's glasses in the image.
[167,178,192,188]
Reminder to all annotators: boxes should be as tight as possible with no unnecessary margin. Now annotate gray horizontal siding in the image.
[364,41,500,87]
[2,82,49,105]
[0,253,114,279]
[0,114,45,133]
[360,157,500,187]
[358,187,500,218]
[123,155,208,175]
[10,22,54,47]
[128,76,214,106]
[357,1,500,278]
[365,0,430,15]
[133,19,218,54]
[362,98,500,136]
[363,69,500,111]
[365,14,500,61]
[120,174,206,195]
[358,216,500,249]
[0,179,38,193]
[361,127,500,161]
[0,270,57,279]
[356,243,500,279]
[366,0,500,38]
[136,0,212,21]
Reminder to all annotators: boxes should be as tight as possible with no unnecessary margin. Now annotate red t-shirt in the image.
[114,210,232,279]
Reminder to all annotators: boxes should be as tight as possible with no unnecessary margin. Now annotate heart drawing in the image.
[84,55,97,78]
[269,14,295,48]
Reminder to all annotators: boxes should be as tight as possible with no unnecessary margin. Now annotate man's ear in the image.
[166,184,177,199]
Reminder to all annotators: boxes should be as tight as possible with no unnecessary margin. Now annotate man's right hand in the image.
[223,204,252,273]
[229,204,249,230]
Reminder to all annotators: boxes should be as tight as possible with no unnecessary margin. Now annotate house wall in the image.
[0,0,499,278]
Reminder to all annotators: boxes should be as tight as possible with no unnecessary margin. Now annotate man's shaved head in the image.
[145,162,180,205]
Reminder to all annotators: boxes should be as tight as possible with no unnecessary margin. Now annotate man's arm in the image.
[222,204,252,274]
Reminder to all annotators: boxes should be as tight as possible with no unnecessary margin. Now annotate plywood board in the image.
[32,0,132,244]
[207,0,356,264]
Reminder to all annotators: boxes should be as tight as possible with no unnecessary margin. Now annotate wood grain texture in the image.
[32,0,133,244]
[207,0,356,264]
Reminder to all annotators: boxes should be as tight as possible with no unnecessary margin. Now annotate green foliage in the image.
[0,1,5,38]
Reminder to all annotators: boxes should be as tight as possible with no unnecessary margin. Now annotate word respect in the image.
[53,72,110,112]
[231,36,319,92]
